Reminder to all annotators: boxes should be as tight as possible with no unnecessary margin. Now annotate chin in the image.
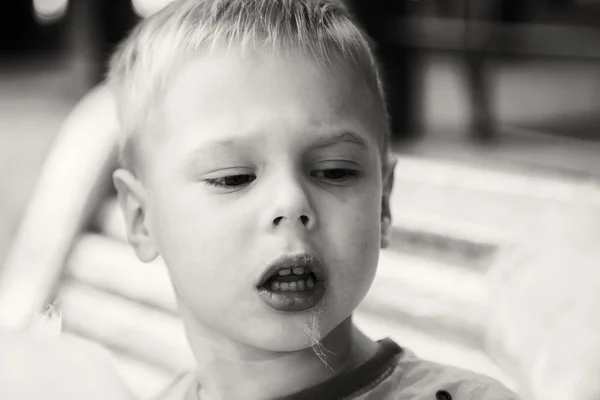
[255,334,315,353]
[246,310,337,353]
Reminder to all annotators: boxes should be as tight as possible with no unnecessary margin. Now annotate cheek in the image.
[146,190,259,331]
[335,205,379,256]
[325,190,381,299]
[344,212,380,286]
[145,187,251,288]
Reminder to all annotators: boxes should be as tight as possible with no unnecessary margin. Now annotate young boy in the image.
[108,0,519,399]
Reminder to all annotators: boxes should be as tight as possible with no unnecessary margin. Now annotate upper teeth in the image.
[277,267,305,276]
[292,267,305,275]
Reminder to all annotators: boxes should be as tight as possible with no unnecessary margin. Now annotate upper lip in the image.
[257,252,326,288]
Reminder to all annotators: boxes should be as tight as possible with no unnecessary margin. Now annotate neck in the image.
[185,316,378,400]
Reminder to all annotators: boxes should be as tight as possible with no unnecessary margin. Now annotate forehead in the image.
[160,49,383,152]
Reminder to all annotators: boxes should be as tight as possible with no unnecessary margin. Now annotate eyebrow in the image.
[192,131,369,153]
[310,131,369,151]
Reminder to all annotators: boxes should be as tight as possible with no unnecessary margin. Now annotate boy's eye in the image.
[204,174,256,188]
[311,168,361,184]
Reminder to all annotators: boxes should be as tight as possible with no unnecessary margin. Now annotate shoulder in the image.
[391,349,519,400]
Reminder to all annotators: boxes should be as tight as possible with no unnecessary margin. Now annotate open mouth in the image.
[256,253,327,312]
[263,267,317,292]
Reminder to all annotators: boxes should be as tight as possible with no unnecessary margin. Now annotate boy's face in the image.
[119,49,391,352]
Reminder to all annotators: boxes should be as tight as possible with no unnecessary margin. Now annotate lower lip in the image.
[256,280,326,312]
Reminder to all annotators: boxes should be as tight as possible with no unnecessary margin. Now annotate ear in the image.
[113,169,159,263]
[381,154,397,249]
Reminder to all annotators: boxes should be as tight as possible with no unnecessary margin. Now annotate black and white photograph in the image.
[0,1,599,399]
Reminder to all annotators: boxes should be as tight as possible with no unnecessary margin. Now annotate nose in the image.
[267,173,316,231]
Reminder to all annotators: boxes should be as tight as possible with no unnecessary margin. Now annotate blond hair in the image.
[108,0,390,172]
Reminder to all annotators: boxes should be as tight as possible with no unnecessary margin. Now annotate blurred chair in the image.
[0,85,194,400]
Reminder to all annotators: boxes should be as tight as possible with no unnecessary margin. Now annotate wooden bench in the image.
[6,83,599,398]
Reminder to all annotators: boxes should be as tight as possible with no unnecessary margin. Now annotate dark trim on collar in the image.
[275,338,403,400]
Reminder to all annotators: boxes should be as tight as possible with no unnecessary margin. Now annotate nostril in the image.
[272,215,310,227]
[435,390,452,400]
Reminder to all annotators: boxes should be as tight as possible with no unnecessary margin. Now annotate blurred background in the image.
[1,0,600,399]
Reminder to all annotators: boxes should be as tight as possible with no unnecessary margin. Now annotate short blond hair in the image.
[108,0,390,172]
